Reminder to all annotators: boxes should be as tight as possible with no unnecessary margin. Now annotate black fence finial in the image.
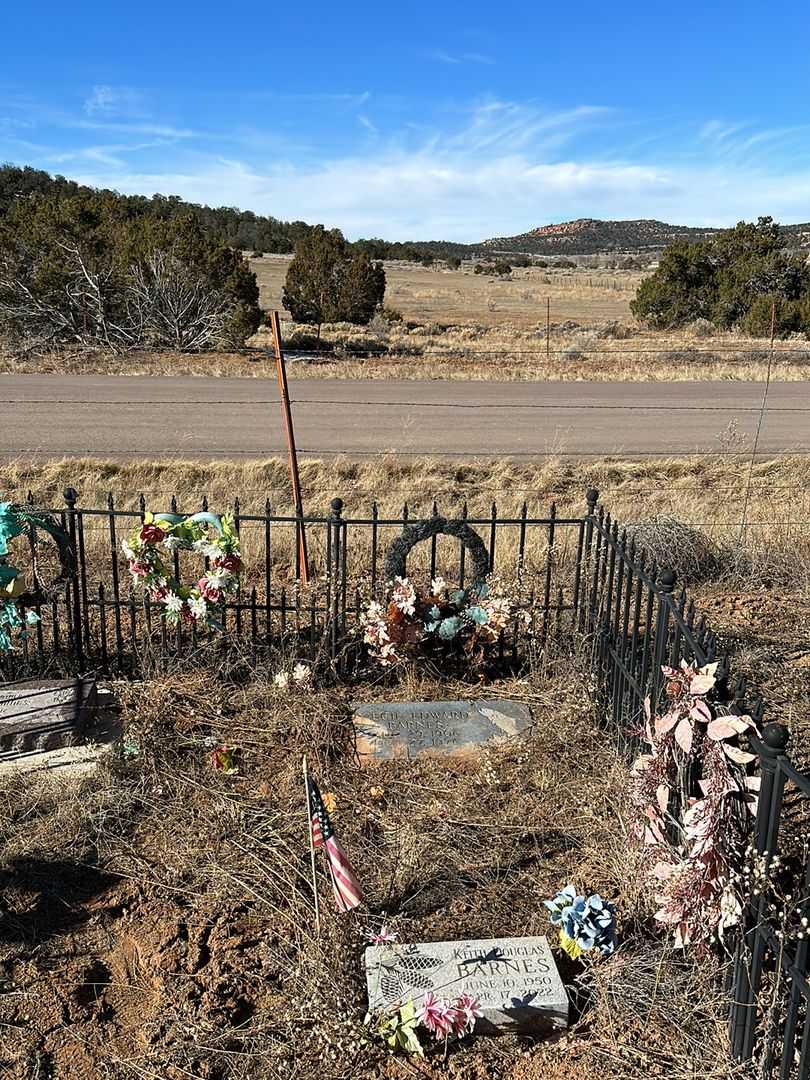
[658,569,676,593]
[761,722,789,754]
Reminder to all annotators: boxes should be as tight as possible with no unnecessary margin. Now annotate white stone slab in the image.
[365,935,567,1036]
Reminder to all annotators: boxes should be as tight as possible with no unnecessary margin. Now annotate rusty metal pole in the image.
[269,311,309,584]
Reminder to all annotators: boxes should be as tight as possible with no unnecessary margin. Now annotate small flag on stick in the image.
[305,766,363,913]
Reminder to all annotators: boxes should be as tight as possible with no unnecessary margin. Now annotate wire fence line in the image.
[9,397,810,413]
[277,345,810,356]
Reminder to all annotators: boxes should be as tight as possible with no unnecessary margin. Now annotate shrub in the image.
[625,517,718,584]
[596,320,634,340]
[562,345,586,362]
[631,218,810,331]
[0,197,261,351]
[492,259,512,277]
[689,317,715,338]
[446,256,462,270]
[739,295,810,338]
[554,258,577,269]
[282,226,386,334]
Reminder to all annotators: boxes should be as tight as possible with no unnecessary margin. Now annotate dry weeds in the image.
[2,452,808,593]
[0,658,739,1079]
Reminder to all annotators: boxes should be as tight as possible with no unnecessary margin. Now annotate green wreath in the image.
[0,501,76,652]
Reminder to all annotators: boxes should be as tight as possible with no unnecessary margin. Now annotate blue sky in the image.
[3,0,810,240]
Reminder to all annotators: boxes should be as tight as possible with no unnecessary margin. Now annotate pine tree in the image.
[282,226,385,335]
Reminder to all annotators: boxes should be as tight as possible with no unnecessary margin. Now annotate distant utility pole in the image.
[270,310,310,584]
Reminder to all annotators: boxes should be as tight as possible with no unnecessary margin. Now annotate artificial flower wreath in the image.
[123,511,242,627]
[0,501,75,651]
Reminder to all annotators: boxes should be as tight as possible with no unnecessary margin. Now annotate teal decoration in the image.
[0,565,19,587]
[438,615,462,640]
[466,605,489,625]
[0,502,24,557]
[152,511,227,534]
[0,501,74,653]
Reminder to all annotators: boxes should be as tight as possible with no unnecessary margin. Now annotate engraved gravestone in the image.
[352,699,532,760]
[0,676,97,759]
[365,935,568,1036]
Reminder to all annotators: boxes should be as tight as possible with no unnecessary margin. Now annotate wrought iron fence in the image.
[728,726,810,1078]
[585,494,809,1078]
[0,487,589,679]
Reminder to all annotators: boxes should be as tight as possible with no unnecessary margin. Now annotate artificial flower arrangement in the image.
[0,501,73,651]
[360,575,528,669]
[544,885,617,960]
[123,511,242,628]
[629,660,760,949]
[272,661,312,690]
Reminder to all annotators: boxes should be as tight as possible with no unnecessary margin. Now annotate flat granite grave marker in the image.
[0,676,97,759]
[365,935,568,1036]
[353,699,532,760]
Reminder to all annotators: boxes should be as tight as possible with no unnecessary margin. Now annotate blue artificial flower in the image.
[450,589,467,607]
[543,884,617,957]
[424,604,442,631]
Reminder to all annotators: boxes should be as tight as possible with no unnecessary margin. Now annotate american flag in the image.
[307,774,363,912]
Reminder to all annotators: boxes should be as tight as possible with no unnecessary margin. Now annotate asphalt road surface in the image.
[2,375,808,460]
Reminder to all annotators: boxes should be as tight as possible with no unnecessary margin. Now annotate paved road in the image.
[2,375,808,459]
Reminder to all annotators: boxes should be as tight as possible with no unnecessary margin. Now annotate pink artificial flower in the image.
[151,585,169,602]
[139,524,165,544]
[454,992,483,1034]
[365,925,399,945]
[129,560,150,577]
[419,993,457,1040]
[197,577,221,602]
[215,554,242,574]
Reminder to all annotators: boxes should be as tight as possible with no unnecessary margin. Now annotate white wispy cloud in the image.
[8,93,810,240]
[84,85,148,118]
[72,119,196,139]
[427,49,495,65]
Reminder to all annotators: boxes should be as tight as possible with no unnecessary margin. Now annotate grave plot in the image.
[0,501,791,1080]
[0,665,735,1080]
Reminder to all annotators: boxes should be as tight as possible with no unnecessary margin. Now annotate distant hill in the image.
[481,217,810,256]
[3,165,810,261]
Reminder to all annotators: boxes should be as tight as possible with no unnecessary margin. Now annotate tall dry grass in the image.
[4,323,809,381]
[2,453,808,593]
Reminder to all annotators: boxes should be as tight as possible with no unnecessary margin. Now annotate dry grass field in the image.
[4,259,810,381]
[251,255,640,327]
